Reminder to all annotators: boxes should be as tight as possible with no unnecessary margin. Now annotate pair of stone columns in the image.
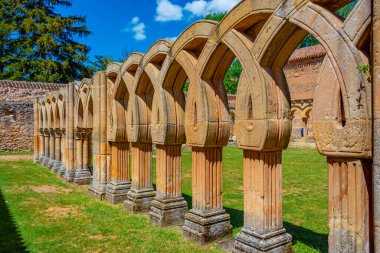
[74,128,92,185]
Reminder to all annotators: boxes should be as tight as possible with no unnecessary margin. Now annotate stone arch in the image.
[254,0,371,157]
[76,79,92,129]
[152,20,218,145]
[108,55,142,142]
[127,40,171,143]
[57,93,65,129]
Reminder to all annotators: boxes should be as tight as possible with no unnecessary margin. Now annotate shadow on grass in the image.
[0,189,28,253]
[182,193,327,252]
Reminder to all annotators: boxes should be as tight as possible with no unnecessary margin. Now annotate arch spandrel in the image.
[127,40,170,143]
[251,0,371,157]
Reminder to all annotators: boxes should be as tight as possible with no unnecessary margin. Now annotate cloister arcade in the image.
[34,0,380,252]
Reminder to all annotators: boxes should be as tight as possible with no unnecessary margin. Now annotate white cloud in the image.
[131,17,140,24]
[164,36,178,41]
[156,0,183,22]
[122,17,147,41]
[184,0,207,16]
[184,0,239,17]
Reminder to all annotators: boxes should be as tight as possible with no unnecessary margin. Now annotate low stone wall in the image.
[0,80,63,152]
[0,101,34,152]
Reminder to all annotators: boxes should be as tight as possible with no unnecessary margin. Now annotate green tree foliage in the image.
[0,0,91,83]
[89,55,115,73]
[204,12,226,22]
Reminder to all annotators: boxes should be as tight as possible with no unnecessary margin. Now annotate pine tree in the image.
[0,0,91,83]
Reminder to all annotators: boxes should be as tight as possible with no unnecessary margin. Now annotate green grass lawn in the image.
[0,147,328,253]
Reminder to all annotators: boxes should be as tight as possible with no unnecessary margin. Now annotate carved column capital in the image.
[43,128,50,136]
[55,128,63,137]
[49,128,56,137]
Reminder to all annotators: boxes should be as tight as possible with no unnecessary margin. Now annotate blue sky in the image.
[57,0,239,61]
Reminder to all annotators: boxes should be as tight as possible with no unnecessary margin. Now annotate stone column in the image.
[124,143,155,213]
[33,99,40,162]
[182,147,232,243]
[64,83,76,182]
[150,145,187,226]
[39,129,45,164]
[74,128,91,184]
[48,129,56,168]
[106,142,132,204]
[42,129,50,166]
[234,151,292,253]
[89,71,108,199]
[58,129,66,176]
[327,158,373,253]
[83,130,89,171]
[53,129,62,173]
[373,0,380,250]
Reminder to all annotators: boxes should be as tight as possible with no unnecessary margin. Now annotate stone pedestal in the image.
[106,142,132,204]
[149,145,187,226]
[183,209,231,243]
[124,143,155,213]
[234,151,292,253]
[327,158,373,253]
[106,180,131,204]
[182,147,232,243]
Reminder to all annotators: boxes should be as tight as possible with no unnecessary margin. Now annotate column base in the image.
[149,197,188,226]
[233,228,292,253]
[106,180,132,204]
[74,169,92,185]
[63,170,75,182]
[58,165,65,177]
[38,156,45,164]
[52,161,61,173]
[88,186,106,200]
[182,209,232,244]
[42,157,50,166]
[48,159,55,169]
[124,188,156,213]
[34,156,40,163]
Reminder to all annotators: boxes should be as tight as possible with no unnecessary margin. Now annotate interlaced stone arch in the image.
[33,0,378,251]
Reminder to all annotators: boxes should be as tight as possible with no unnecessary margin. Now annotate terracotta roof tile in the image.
[288,45,326,63]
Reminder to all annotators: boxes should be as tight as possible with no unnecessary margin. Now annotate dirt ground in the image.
[0,155,33,161]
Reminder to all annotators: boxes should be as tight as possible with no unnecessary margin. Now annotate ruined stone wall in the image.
[0,81,63,151]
